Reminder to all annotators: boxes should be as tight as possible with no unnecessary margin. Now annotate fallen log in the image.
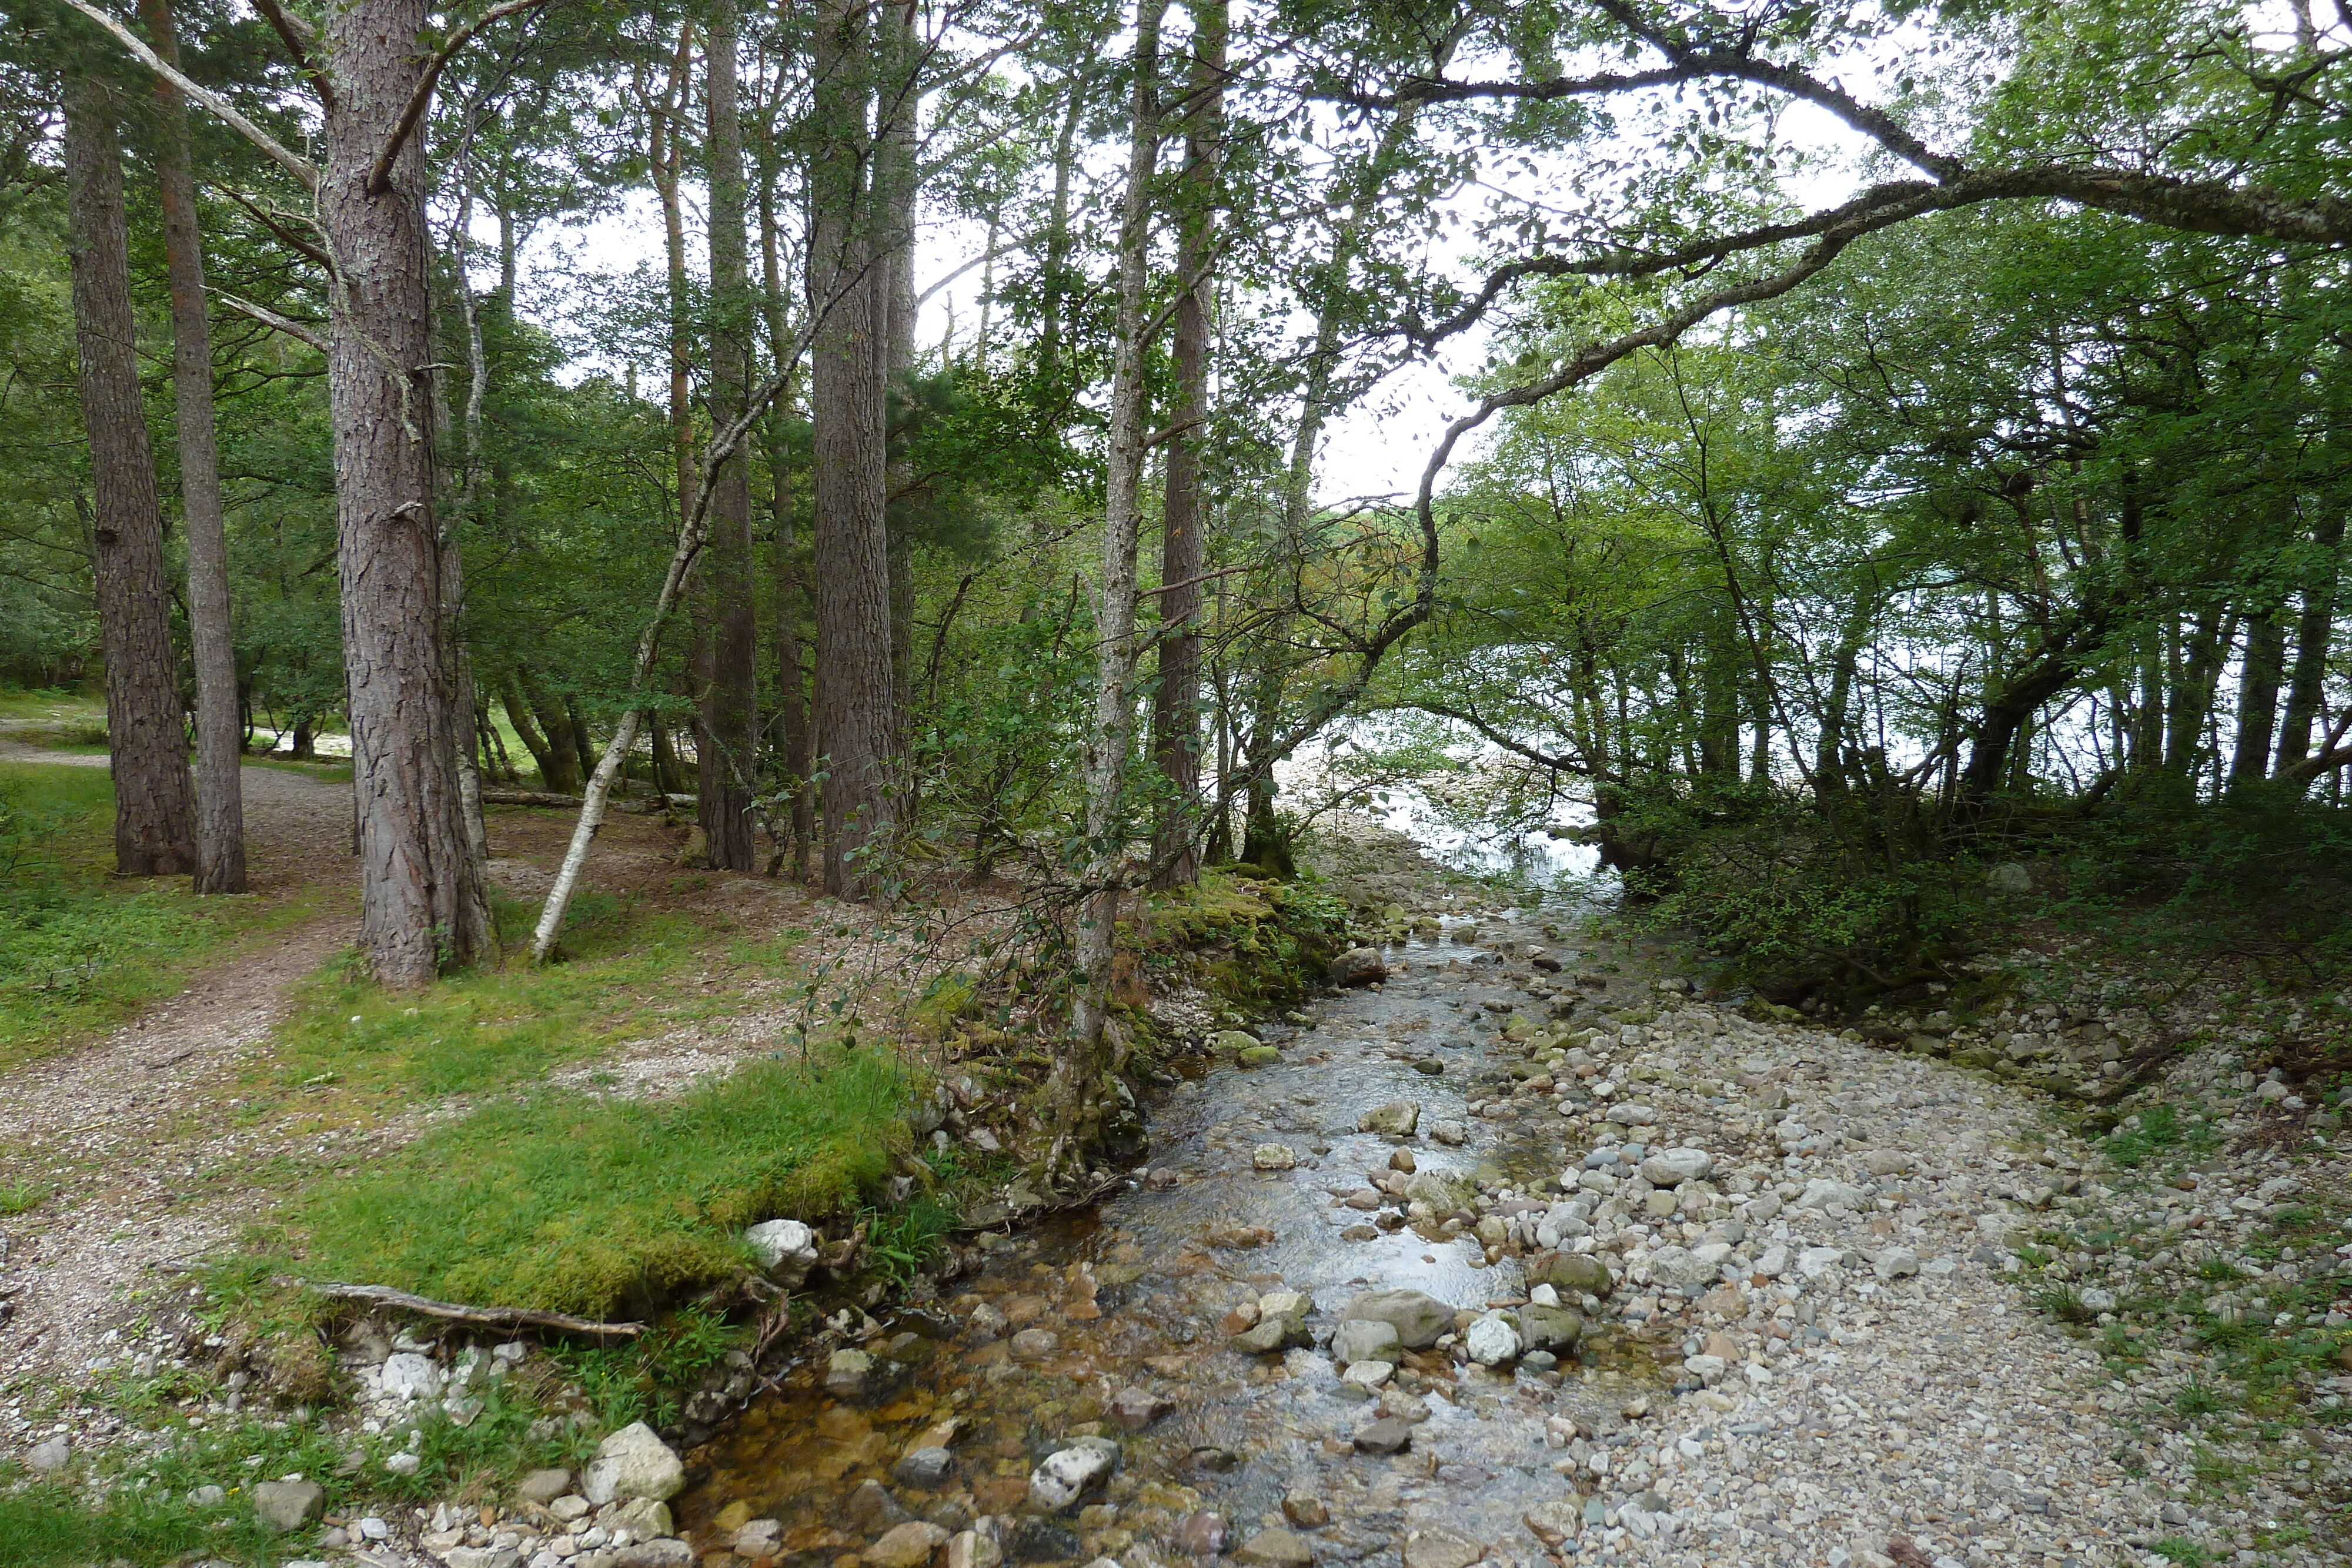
[305,1281,646,1338]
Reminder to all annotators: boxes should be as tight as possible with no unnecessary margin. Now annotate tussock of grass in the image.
[0,763,315,1069]
[286,1049,910,1318]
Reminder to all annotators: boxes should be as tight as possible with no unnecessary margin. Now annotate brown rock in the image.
[1281,1490,1330,1529]
[1234,1527,1314,1567]
[1109,1385,1174,1431]
[1402,1529,1484,1568]
[867,1522,950,1568]
[1174,1512,1228,1556]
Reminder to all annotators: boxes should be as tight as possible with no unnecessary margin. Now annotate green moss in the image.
[281,1050,910,1318]
[1137,869,1350,1013]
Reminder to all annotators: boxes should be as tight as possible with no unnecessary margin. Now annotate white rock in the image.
[1755,1243,1790,1278]
[379,1352,443,1400]
[1796,1178,1872,1211]
[1027,1444,1115,1511]
[1605,1102,1658,1126]
[583,1422,683,1505]
[744,1219,819,1286]
[1257,1289,1312,1321]
[1341,1360,1394,1389]
[1639,1148,1713,1186]
[1874,1248,1920,1281]
[1795,1246,1846,1279]
[1252,1144,1298,1171]
[1642,1246,1720,1292]
[1464,1313,1521,1366]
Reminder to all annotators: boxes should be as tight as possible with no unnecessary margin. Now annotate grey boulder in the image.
[1339,1288,1454,1349]
[1329,1318,1402,1366]
[583,1421,684,1505]
[253,1479,324,1533]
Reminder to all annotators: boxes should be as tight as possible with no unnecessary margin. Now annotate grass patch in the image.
[0,1178,49,1215]
[2102,1104,2216,1168]
[279,1047,911,1318]
[0,1469,269,1568]
[3,1365,584,1568]
[252,894,799,1115]
[0,763,319,1072]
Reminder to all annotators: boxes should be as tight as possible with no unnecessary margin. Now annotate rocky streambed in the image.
[600,908,2230,1568]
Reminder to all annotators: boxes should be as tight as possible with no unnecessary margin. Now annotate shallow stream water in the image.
[680,911,1673,1566]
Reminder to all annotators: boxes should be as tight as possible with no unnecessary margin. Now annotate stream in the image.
[678,900,1676,1568]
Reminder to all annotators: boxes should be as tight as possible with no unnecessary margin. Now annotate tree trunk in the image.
[2230,607,2287,785]
[562,692,598,791]
[64,79,196,878]
[877,0,920,744]
[2273,507,2344,775]
[699,0,760,872]
[2167,607,2233,780]
[320,0,486,983]
[758,140,814,878]
[514,666,583,792]
[810,0,898,898]
[1813,586,1874,803]
[1146,0,1225,891]
[652,21,699,549]
[139,0,243,893]
[1038,59,1090,388]
[1053,0,1165,1180]
[500,668,560,785]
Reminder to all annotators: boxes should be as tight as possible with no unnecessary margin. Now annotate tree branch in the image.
[304,1281,646,1338]
[248,0,333,111]
[215,290,328,352]
[368,0,565,195]
[59,0,318,190]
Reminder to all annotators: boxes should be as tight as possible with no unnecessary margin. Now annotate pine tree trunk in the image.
[1053,0,1165,1179]
[64,79,196,878]
[758,141,814,877]
[139,0,243,893]
[320,0,484,984]
[698,0,760,872]
[811,0,898,898]
[1147,0,1225,891]
[877,0,920,744]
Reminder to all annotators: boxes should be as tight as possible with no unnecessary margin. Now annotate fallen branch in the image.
[481,787,586,808]
[305,1281,647,1338]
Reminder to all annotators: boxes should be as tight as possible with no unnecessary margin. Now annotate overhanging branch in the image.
[61,0,318,191]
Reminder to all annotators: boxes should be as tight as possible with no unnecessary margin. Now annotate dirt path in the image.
[0,750,368,1449]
